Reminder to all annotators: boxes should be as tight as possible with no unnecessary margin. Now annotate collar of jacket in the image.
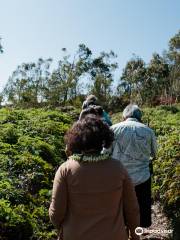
[69,153,110,163]
[125,117,139,122]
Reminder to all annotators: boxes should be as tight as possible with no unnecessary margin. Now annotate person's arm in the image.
[49,164,68,229]
[122,169,140,240]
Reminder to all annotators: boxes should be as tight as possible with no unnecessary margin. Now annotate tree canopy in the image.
[1,30,180,109]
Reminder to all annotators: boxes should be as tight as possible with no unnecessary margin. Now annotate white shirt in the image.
[110,118,157,186]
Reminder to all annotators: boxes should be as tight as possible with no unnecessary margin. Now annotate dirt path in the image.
[140,202,173,240]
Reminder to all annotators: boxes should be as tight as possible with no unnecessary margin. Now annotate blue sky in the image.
[0,0,179,91]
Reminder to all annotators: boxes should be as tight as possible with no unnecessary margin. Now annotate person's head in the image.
[79,105,103,121]
[82,95,98,109]
[122,104,142,121]
[65,115,114,155]
[86,94,97,103]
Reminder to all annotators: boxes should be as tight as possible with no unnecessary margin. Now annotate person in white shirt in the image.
[110,104,157,227]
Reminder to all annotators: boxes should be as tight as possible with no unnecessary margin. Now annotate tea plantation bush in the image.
[0,106,179,239]
[112,105,180,238]
[0,108,72,240]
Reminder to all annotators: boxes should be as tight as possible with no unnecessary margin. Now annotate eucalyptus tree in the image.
[46,44,92,106]
[120,56,146,104]
[167,30,180,102]
[0,37,3,105]
[3,58,52,106]
[89,51,118,105]
[168,30,180,64]
[145,53,170,105]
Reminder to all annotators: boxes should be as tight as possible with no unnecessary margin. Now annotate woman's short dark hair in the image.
[79,105,103,120]
[65,115,114,154]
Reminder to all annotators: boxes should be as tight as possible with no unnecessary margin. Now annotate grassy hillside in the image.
[0,105,179,239]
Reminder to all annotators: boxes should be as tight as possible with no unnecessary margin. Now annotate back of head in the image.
[65,115,114,154]
[122,104,142,121]
[82,95,98,109]
[86,95,98,103]
[79,105,103,121]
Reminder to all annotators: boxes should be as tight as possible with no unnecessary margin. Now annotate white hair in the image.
[122,104,142,121]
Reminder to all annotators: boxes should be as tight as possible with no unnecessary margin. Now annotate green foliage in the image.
[2,31,180,109]
[0,199,34,240]
[3,59,52,107]
[157,105,179,113]
[116,30,180,107]
[2,44,118,108]
[143,107,180,236]
[141,106,179,216]
[0,105,179,239]
[153,127,180,238]
[0,108,72,239]
[0,123,19,144]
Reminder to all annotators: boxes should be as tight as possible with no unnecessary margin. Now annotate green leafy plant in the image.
[0,108,73,239]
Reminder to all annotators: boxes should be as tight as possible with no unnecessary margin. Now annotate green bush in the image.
[0,199,34,240]
[0,108,73,239]
[157,105,179,114]
[141,106,180,238]
[0,106,179,239]
[0,123,19,144]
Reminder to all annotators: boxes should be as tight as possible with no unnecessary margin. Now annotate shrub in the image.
[0,200,34,240]
[0,108,73,239]
[0,124,19,144]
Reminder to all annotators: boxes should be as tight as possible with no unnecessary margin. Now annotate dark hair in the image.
[65,115,114,154]
[79,105,103,120]
[86,95,97,103]
[82,95,98,109]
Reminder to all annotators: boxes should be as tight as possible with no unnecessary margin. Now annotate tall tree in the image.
[145,53,170,105]
[167,30,180,102]
[168,30,180,64]
[3,58,52,106]
[89,51,118,105]
[46,44,92,106]
[120,56,146,104]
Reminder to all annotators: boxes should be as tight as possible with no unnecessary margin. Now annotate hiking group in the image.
[49,95,157,240]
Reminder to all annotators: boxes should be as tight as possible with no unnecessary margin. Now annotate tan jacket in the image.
[49,157,140,240]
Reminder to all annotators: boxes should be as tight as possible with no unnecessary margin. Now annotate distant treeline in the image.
[1,30,180,110]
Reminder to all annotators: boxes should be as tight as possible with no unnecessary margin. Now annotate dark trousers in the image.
[135,177,152,228]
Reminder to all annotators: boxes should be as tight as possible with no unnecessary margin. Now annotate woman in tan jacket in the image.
[49,115,140,240]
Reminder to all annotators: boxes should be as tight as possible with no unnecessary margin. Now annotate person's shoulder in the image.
[57,158,80,176]
[139,122,155,133]
[63,158,80,169]
[136,123,156,138]
[111,121,124,129]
